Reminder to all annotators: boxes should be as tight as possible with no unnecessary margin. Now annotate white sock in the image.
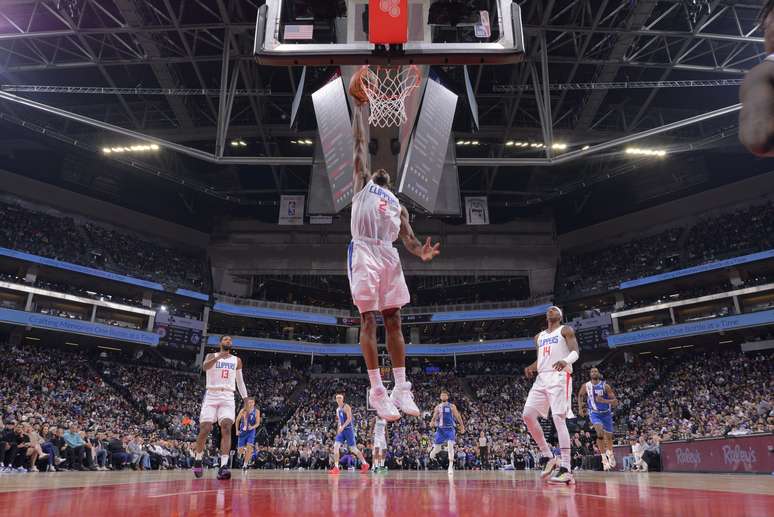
[447,442,454,469]
[220,455,229,468]
[194,452,203,461]
[368,369,385,389]
[393,367,407,386]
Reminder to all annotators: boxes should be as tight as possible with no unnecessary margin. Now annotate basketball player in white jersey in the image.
[523,306,579,484]
[740,2,774,155]
[348,71,441,422]
[192,336,249,480]
[372,416,388,472]
[577,367,619,471]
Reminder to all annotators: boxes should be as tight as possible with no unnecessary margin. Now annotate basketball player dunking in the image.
[429,389,465,475]
[523,306,579,484]
[577,367,618,471]
[347,69,441,422]
[329,393,369,474]
[740,2,774,155]
[192,336,249,480]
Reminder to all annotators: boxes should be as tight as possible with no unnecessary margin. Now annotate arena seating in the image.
[0,200,209,292]
[3,341,771,474]
[556,200,774,299]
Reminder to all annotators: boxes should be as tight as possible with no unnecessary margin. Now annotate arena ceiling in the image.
[0,0,769,230]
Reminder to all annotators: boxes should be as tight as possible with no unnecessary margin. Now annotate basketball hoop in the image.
[360,65,421,128]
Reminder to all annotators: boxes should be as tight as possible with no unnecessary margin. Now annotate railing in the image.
[214,292,553,318]
[213,293,351,318]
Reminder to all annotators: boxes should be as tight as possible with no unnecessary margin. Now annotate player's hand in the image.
[524,365,536,378]
[337,426,343,434]
[420,237,441,262]
[552,360,568,371]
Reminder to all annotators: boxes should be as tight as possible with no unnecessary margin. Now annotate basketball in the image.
[349,67,369,105]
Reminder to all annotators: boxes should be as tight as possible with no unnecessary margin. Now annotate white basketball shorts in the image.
[200,390,236,424]
[347,239,410,314]
[524,371,575,419]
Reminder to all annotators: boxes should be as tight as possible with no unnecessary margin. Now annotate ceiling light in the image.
[239,140,247,147]
[24,336,40,341]
[458,140,466,145]
[471,140,479,146]
[505,141,514,146]
[102,148,111,154]
[582,145,590,151]
[291,140,297,144]
[625,147,667,157]
[231,141,239,147]
[551,143,567,150]
[304,139,313,145]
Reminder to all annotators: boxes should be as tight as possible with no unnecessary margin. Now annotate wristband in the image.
[563,350,579,365]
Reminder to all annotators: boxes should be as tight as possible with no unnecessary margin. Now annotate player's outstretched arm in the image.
[399,206,440,262]
[351,102,371,192]
[740,61,774,156]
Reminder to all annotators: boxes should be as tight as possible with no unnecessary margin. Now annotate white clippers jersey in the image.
[350,180,402,243]
[205,354,238,391]
[536,325,573,375]
[374,418,386,442]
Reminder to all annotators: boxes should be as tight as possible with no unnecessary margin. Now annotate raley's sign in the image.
[661,434,773,474]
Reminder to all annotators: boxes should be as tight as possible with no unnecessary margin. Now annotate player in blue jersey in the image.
[577,367,619,471]
[329,393,370,474]
[429,390,465,475]
[235,397,260,470]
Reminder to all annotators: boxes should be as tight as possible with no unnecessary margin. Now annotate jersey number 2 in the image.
[221,370,229,379]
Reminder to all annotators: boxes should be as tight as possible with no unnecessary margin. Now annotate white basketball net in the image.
[360,66,421,128]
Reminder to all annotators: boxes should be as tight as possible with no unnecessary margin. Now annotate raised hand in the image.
[420,237,441,262]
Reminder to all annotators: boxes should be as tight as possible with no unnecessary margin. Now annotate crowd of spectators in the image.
[0,199,208,292]
[556,200,774,299]
[3,340,771,476]
[624,349,773,441]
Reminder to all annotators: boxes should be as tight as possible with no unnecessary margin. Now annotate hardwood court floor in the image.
[1,469,772,516]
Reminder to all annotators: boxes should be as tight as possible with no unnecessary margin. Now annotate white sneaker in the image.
[607,450,616,468]
[389,382,420,417]
[447,466,454,475]
[369,386,401,422]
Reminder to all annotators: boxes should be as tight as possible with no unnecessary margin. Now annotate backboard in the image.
[254,0,525,66]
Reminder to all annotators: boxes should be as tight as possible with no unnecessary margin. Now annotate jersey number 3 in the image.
[221,370,229,379]
[378,199,388,214]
